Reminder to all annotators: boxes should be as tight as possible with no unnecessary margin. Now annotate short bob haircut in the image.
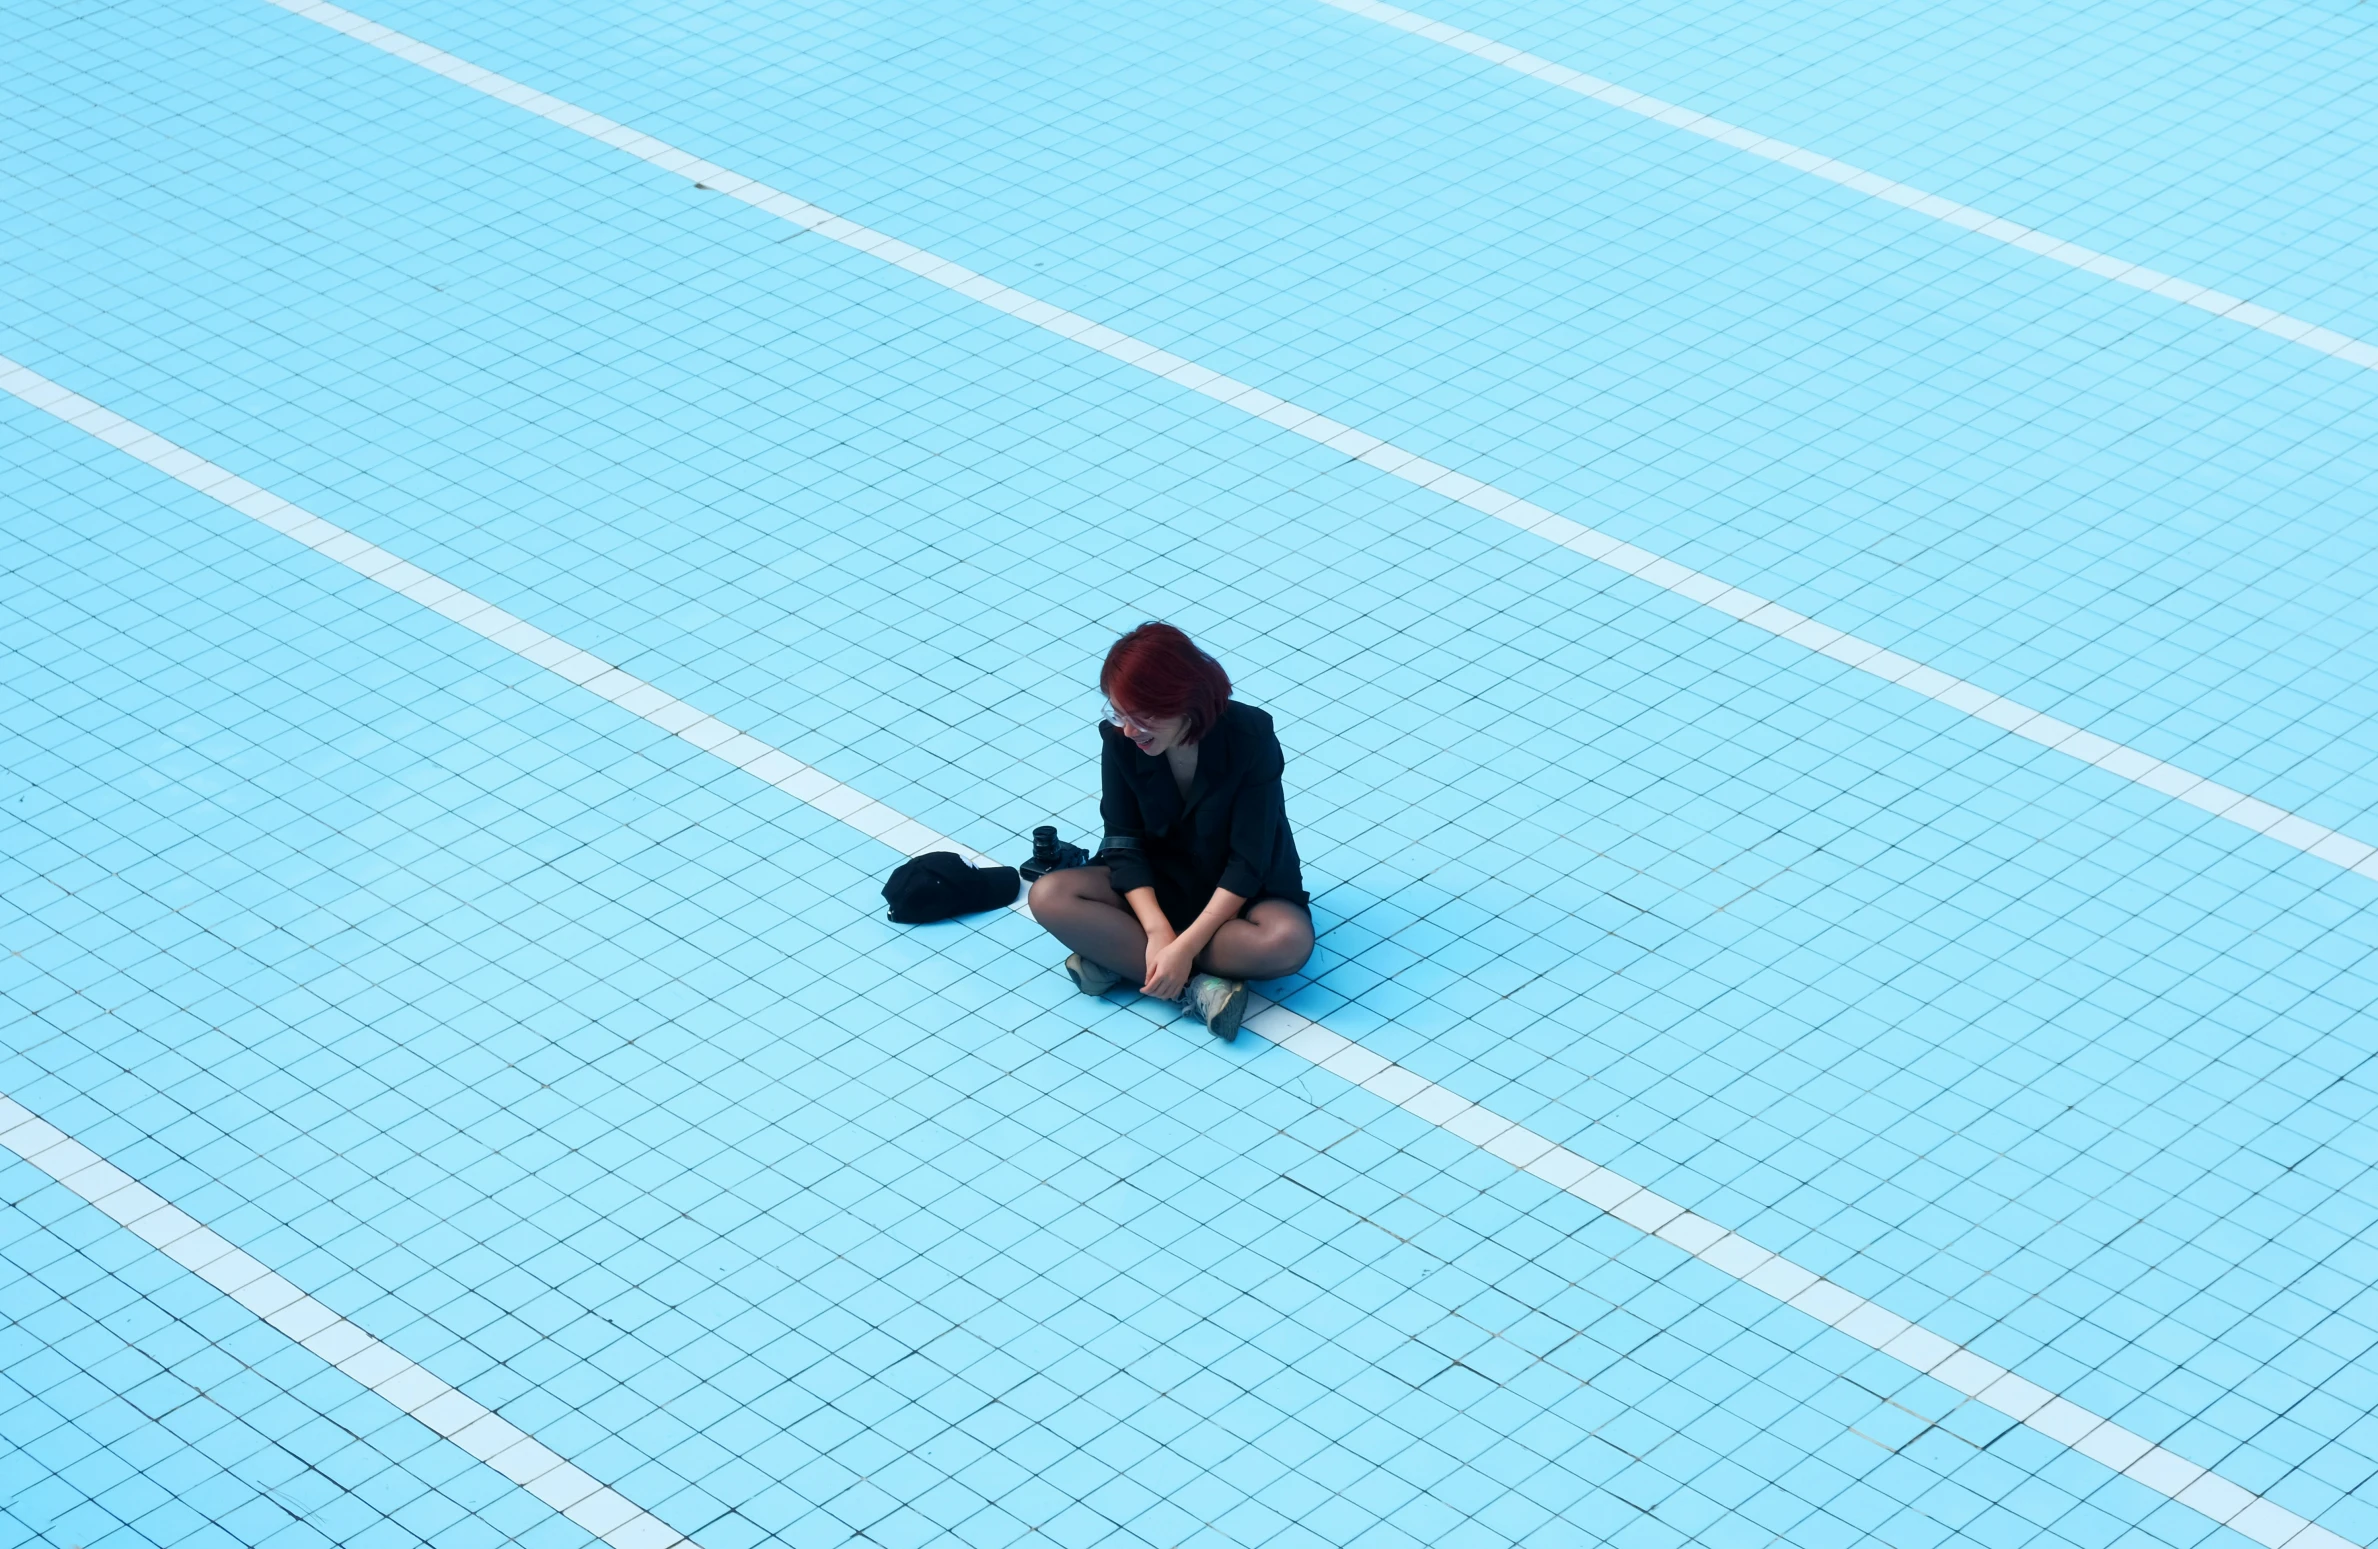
[1101,623,1233,744]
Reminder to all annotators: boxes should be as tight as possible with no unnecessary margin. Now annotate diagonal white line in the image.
[2,358,971,870]
[1314,0,2378,376]
[2,354,2356,1549]
[0,1093,701,1549]
[250,0,2378,888]
[1240,1003,2357,1549]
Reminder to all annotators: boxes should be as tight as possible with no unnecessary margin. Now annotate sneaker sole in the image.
[1205,982,1247,1042]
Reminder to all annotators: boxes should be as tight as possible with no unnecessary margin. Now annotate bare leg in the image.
[1198,899,1315,982]
[1027,866,1148,979]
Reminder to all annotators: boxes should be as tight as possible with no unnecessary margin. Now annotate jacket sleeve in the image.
[1097,724,1155,894]
[1216,728,1286,899]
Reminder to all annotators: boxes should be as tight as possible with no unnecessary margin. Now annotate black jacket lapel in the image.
[1177,712,1233,818]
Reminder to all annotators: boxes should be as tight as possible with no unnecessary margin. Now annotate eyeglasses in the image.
[1104,704,1167,735]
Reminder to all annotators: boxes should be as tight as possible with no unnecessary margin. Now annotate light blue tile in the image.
[5,0,2375,1542]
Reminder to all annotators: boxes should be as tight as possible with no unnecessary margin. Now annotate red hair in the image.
[1101,623,1232,742]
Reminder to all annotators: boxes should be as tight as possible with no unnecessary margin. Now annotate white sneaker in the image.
[1065,952,1123,995]
[1187,973,1248,1041]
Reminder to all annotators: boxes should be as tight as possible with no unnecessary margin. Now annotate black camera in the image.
[1020,825,1091,882]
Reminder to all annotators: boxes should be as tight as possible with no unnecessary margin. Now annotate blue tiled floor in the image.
[3,0,2374,1546]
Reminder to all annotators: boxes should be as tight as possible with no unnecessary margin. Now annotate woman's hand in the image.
[1142,933,1198,1001]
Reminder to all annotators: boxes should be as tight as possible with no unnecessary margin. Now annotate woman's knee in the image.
[1029,866,1116,923]
[1027,870,1076,923]
[1248,905,1315,974]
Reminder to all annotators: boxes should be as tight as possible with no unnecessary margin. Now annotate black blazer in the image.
[1099,701,1307,927]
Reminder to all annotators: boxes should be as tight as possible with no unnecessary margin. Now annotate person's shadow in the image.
[1255,867,1507,1049]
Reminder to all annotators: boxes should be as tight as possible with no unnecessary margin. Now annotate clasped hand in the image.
[1141,931,1198,1000]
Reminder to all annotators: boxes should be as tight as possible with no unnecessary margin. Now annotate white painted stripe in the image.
[1237,1004,2358,1549]
[0,359,987,873]
[0,1094,701,1549]
[246,1,2378,887]
[1314,0,2378,377]
[3,358,2351,1549]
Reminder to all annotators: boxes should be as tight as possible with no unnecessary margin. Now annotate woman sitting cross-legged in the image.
[1029,622,1314,1040]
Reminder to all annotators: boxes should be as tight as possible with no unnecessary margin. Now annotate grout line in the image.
[2,354,2354,1549]
[0,1092,702,1549]
[1236,1003,2354,1549]
[1313,0,2378,376]
[254,0,2378,888]
[0,357,983,873]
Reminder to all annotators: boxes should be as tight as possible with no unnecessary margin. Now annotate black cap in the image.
[883,852,1021,924]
